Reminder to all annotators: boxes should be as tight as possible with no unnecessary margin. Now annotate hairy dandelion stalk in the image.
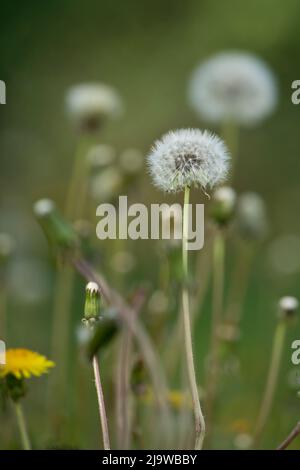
[277,421,300,450]
[253,320,286,447]
[84,282,111,450]
[165,236,212,378]
[92,355,111,449]
[205,228,225,441]
[14,402,31,450]
[182,185,205,450]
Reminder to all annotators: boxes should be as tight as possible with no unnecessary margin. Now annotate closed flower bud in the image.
[83,282,101,326]
[33,199,79,253]
[211,186,236,226]
[278,296,298,320]
[86,307,119,359]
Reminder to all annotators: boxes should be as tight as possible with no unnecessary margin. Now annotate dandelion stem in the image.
[14,402,31,450]
[181,185,205,450]
[65,137,90,221]
[205,227,225,442]
[277,421,300,450]
[92,354,111,450]
[253,320,287,448]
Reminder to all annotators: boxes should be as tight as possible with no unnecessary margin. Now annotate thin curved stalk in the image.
[182,185,205,450]
[93,355,111,450]
[277,421,300,450]
[253,320,287,448]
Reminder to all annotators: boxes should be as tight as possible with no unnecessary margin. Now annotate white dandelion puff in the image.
[147,128,230,193]
[279,296,299,315]
[188,51,278,126]
[65,82,123,131]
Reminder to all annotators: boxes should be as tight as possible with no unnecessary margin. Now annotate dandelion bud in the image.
[65,83,123,133]
[236,192,268,241]
[33,199,79,253]
[86,308,119,359]
[211,186,236,226]
[84,282,101,325]
[278,296,298,320]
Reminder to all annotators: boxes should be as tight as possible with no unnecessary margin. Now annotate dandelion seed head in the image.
[189,52,278,126]
[65,83,123,131]
[33,199,55,218]
[147,128,230,193]
[279,296,298,315]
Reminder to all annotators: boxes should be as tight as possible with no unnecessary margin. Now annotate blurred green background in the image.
[1,0,300,450]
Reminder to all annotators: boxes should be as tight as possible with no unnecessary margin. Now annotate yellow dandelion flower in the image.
[0,349,55,379]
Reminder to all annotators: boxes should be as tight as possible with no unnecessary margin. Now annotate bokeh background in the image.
[1,0,300,450]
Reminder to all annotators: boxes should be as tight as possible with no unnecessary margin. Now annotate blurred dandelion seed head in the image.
[267,235,300,276]
[33,198,55,218]
[236,192,268,241]
[148,290,169,314]
[147,128,230,193]
[189,51,278,126]
[0,349,55,379]
[233,433,253,450]
[87,144,117,169]
[90,166,123,201]
[65,83,123,132]
[279,296,298,318]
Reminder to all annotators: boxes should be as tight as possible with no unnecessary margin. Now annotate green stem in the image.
[14,402,31,450]
[253,320,287,448]
[182,185,205,450]
[205,228,225,442]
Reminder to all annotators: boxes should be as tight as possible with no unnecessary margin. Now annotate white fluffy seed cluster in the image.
[33,198,55,217]
[188,52,278,126]
[65,83,123,127]
[279,296,299,313]
[147,128,230,193]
